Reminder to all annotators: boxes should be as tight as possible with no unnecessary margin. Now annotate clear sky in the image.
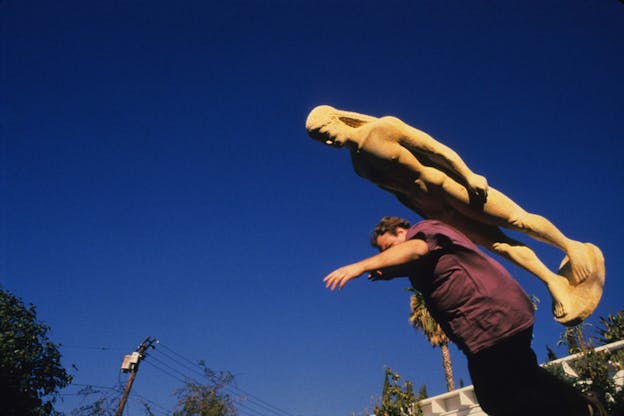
[2,1,623,415]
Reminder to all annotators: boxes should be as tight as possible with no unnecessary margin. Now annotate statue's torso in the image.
[350,151,451,218]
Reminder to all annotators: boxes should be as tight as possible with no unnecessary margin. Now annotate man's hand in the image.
[323,263,365,291]
[368,264,412,281]
[368,270,385,281]
[323,239,428,291]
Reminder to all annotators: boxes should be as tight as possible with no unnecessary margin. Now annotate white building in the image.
[403,340,624,416]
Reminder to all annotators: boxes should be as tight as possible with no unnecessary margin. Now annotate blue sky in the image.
[2,1,623,415]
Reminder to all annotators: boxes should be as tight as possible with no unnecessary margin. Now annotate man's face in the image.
[375,228,408,251]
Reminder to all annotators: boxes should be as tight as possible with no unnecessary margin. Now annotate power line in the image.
[158,343,201,368]
[151,346,206,379]
[236,399,282,416]
[70,383,122,391]
[144,359,273,416]
[128,392,172,416]
[62,345,127,352]
[143,357,189,385]
[147,350,203,381]
[145,356,275,416]
[105,338,298,416]
[65,381,172,415]
[156,342,296,416]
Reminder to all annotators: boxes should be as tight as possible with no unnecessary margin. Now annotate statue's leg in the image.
[497,204,592,286]
[490,235,605,326]
[442,214,572,320]
[433,176,594,286]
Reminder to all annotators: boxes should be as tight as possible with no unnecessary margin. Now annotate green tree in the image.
[416,384,427,401]
[408,290,455,392]
[597,310,624,345]
[0,287,73,416]
[545,309,624,415]
[173,361,237,416]
[70,360,235,416]
[559,326,583,354]
[69,384,121,416]
[545,345,558,361]
[374,368,420,416]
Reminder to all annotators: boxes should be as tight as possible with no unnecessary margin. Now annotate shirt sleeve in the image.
[406,222,455,254]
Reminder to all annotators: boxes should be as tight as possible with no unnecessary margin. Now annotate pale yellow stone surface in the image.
[306,105,604,326]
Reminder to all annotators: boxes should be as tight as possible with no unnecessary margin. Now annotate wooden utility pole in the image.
[115,336,157,416]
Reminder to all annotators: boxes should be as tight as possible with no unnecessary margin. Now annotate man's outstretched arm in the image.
[323,239,429,291]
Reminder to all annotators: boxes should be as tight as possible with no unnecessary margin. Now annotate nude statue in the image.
[306,105,604,326]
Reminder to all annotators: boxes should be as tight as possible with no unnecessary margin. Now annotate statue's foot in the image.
[555,243,605,326]
[564,242,598,285]
[547,275,570,319]
[552,300,566,319]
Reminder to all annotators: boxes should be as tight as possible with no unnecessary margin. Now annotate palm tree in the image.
[408,290,455,392]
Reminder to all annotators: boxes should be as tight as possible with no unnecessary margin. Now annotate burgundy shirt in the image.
[406,220,534,355]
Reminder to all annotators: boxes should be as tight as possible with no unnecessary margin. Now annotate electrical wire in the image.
[143,359,274,416]
[150,346,206,379]
[62,345,126,352]
[128,392,172,416]
[143,359,188,385]
[70,383,121,391]
[144,357,275,416]
[63,339,299,416]
[156,342,296,416]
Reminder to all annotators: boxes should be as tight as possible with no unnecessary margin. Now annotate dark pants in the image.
[467,327,590,416]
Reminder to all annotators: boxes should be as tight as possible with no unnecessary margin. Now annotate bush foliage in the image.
[0,288,72,416]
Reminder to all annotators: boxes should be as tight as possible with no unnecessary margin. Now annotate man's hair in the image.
[370,216,412,249]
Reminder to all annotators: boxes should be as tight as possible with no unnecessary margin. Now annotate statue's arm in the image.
[385,117,488,201]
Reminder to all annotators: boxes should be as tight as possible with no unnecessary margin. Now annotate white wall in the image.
[414,339,624,416]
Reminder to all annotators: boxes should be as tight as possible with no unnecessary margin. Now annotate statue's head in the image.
[306,105,376,148]
[306,105,345,147]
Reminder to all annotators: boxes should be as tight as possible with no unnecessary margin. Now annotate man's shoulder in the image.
[408,220,476,250]
[406,220,449,242]
[410,219,455,234]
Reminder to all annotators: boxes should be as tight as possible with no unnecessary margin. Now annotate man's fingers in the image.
[325,276,345,291]
[325,276,337,290]
[323,273,341,291]
[324,266,358,291]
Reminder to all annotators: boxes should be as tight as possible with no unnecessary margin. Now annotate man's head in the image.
[370,216,411,251]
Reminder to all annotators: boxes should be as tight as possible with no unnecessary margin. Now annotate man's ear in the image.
[396,228,408,241]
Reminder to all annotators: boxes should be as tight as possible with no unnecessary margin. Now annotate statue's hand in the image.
[467,174,488,203]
